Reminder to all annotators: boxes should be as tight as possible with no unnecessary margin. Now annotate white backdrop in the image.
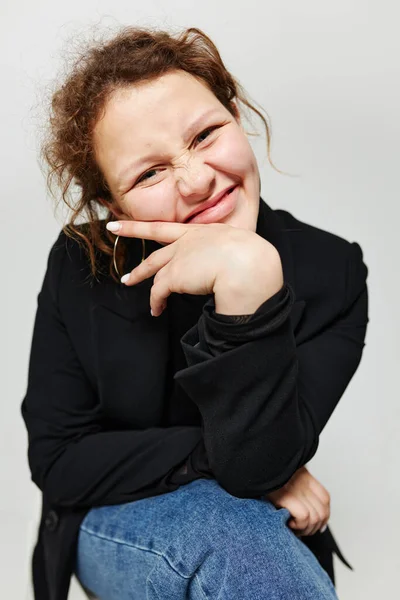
[1,1,399,598]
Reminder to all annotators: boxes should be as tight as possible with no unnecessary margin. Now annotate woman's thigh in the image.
[75,478,338,600]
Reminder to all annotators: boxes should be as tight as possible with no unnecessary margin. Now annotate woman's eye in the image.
[196,126,217,145]
[136,169,158,185]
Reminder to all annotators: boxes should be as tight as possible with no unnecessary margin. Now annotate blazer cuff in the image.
[196,283,294,356]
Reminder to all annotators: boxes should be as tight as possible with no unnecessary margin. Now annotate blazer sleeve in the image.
[21,236,204,509]
[174,241,369,498]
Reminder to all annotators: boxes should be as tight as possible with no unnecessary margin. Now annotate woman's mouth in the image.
[186,186,238,224]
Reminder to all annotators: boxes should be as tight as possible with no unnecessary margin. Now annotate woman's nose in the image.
[175,159,215,200]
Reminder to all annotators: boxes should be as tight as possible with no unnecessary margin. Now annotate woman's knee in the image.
[177,479,290,552]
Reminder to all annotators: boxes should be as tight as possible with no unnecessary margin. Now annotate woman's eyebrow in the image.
[116,108,222,186]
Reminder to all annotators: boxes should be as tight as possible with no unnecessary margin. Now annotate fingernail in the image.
[106,222,121,232]
[150,309,154,316]
[121,273,130,284]
[320,524,327,533]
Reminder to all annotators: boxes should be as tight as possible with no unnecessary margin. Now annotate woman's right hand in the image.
[264,466,331,537]
[108,219,282,317]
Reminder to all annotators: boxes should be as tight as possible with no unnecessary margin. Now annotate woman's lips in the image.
[186,186,238,224]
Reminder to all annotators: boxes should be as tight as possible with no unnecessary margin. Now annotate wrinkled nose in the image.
[175,157,215,201]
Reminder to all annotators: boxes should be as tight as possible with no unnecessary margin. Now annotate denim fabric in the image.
[75,479,338,600]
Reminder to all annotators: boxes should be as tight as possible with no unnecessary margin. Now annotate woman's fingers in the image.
[299,494,326,536]
[308,476,330,504]
[266,467,331,538]
[282,497,310,533]
[120,244,173,286]
[290,504,317,537]
[149,268,173,316]
[107,219,278,317]
[284,493,327,537]
[119,247,175,315]
[106,219,190,244]
[307,478,331,533]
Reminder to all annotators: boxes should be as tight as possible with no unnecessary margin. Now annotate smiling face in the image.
[94,69,261,233]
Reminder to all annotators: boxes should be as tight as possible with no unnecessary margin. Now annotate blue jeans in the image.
[75,479,338,599]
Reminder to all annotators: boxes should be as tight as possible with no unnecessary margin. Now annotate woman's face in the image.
[94,69,261,233]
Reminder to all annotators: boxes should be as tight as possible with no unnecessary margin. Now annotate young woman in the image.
[21,26,368,600]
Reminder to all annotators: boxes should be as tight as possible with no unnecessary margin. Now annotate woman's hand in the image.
[265,466,331,537]
[106,220,283,316]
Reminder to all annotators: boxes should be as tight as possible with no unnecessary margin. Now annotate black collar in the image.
[256,197,296,292]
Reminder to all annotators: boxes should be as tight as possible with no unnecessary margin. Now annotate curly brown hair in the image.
[42,25,283,282]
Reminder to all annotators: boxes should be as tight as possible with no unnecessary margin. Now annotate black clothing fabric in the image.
[168,283,293,484]
[21,198,368,599]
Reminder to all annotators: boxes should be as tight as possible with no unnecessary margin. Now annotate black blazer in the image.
[21,198,369,600]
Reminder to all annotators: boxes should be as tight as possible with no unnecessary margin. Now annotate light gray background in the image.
[1,1,399,598]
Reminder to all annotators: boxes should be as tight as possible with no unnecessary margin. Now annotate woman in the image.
[21,26,368,600]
